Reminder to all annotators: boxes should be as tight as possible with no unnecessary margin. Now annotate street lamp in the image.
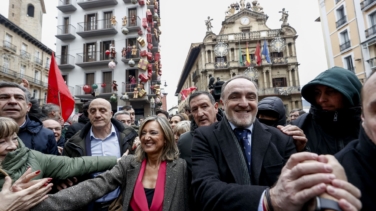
[150,97,155,116]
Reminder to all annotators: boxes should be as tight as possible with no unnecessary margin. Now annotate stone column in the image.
[288,69,292,87]
[291,43,296,56]
[263,70,266,88]
[268,70,272,87]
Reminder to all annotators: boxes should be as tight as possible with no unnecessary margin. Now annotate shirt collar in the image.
[228,121,254,133]
[90,124,116,140]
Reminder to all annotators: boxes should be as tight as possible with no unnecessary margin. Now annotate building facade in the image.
[0,13,51,104]
[56,0,162,118]
[317,0,376,81]
[175,1,302,114]
[8,0,46,41]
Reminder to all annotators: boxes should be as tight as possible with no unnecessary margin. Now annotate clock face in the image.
[214,42,228,57]
[241,17,250,25]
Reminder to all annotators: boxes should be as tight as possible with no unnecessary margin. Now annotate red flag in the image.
[255,42,262,66]
[47,53,75,122]
[180,87,197,101]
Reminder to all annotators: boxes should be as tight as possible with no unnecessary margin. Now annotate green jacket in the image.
[0,139,117,190]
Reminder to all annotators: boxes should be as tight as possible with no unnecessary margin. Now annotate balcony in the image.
[57,0,77,12]
[214,61,229,69]
[365,25,376,38]
[216,29,280,41]
[361,0,376,11]
[0,65,47,87]
[56,54,75,69]
[77,0,118,10]
[271,57,288,65]
[336,16,347,28]
[367,57,376,70]
[121,47,141,63]
[76,51,116,67]
[192,70,200,81]
[20,50,31,60]
[340,41,351,52]
[56,24,76,40]
[258,86,301,96]
[34,57,43,66]
[2,41,17,53]
[127,16,141,33]
[75,84,117,100]
[76,19,118,38]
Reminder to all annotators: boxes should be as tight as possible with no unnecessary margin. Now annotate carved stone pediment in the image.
[222,9,267,25]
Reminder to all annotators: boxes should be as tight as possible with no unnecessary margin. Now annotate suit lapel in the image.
[162,160,177,211]
[251,120,271,184]
[123,159,141,210]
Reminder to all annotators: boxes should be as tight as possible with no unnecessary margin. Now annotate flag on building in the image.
[262,40,271,63]
[180,87,197,101]
[245,42,251,67]
[255,41,262,66]
[238,42,243,66]
[47,53,75,122]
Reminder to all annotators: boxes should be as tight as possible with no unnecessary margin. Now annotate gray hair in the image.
[113,110,130,118]
[173,120,191,136]
[220,75,258,99]
[135,116,179,162]
[0,82,31,102]
[41,103,61,117]
[188,91,215,108]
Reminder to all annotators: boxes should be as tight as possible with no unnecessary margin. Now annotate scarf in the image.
[130,159,166,211]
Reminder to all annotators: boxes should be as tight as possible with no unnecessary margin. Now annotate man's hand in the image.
[132,137,141,150]
[58,146,63,155]
[19,79,29,90]
[56,177,78,191]
[268,152,335,211]
[277,125,308,152]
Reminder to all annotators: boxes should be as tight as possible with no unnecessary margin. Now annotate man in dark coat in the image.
[192,75,360,211]
[65,101,91,141]
[335,71,376,210]
[293,66,362,154]
[0,82,58,155]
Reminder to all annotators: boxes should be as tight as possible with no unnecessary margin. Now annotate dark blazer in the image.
[191,117,296,211]
[32,155,191,211]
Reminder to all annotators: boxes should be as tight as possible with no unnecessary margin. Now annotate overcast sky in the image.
[0,0,327,110]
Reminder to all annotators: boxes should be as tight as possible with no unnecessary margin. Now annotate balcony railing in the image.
[340,41,351,51]
[336,16,347,28]
[215,61,229,69]
[76,51,116,67]
[367,57,376,69]
[360,0,376,10]
[0,65,47,87]
[217,30,280,41]
[3,41,17,52]
[34,57,43,66]
[365,25,376,38]
[77,19,118,38]
[56,54,75,69]
[271,57,288,65]
[258,86,301,96]
[20,50,31,60]
[121,46,141,63]
[128,16,141,32]
[77,0,118,10]
[75,83,115,95]
[57,0,77,12]
[56,24,76,40]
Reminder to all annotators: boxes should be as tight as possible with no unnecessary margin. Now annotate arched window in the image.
[27,4,34,17]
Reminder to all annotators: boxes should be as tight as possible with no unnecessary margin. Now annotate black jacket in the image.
[65,114,90,141]
[18,115,58,155]
[257,96,286,126]
[191,117,296,211]
[335,127,376,211]
[293,66,362,154]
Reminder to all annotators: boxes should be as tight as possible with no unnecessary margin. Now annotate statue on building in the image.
[208,74,215,89]
[246,2,251,10]
[239,0,246,10]
[205,16,213,33]
[122,16,127,26]
[112,80,118,92]
[279,8,289,26]
[111,16,117,26]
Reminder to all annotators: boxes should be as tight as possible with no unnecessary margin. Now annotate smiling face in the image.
[362,73,376,145]
[0,132,19,162]
[0,87,31,125]
[313,85,345,111]
[42,119,62,142]
[88,99,113,130]
[221,78,258,128]
[190,94,218,127]
[140,120,165,157]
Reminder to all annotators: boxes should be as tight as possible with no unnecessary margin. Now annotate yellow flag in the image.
[246,42,251,66]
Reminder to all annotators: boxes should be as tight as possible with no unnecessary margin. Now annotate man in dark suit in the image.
[192,75,361,211]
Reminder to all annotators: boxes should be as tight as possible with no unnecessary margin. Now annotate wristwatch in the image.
[315,197,343,211]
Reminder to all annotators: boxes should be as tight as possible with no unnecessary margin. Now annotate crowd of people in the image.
[0,66,375,211]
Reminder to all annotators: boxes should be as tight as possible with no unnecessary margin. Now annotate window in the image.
[63,17,70,33]
[61,46,68,64]
[34,70,40,83]
[104,12,113,29]
[125,38,139,58]
[20,65,26,78]
[5,34,12,48]
[100,40,114,60]
[21,43,27,52]
[45,57,50,68]
[84,13,97,31]
[85,73,95,86]
[128,8,137,26]
[27,4,34,17]
[62,75,68,84]
[242,54,255,66]
[83,43,96,62]
[336,6,347,28]
[340,30,351,51]
[370,12,376,26]
[3,56,10,73]
[344,56,354,72]
[215,56,227,68]
[126,69,138,92]
[272,77,287,87]
[102,72,113,93]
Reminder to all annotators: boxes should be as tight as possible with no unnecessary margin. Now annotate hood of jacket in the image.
[78,114,90,124]
[301,66,362,107]
[257,97,286,126]
[19,115,43,135]
[190,108,224,131]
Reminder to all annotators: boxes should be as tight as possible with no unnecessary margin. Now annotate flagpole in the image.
[58,91,63,119]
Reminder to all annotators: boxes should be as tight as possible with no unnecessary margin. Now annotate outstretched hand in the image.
[277,125,308,152]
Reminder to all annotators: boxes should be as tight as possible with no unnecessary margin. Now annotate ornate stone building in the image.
[175,1,302,113]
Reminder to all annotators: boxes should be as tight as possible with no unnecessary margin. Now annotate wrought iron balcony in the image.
[258,86,301,96]
[127,16,141,33]
[271,57,288,65]
[365,25,376,38]
[77,19,118,38]
[215,61,229,69]
[336,16,347,28]
[3,41,17,53]
[360,0,376,11]
[0,65,47,87]
[20,50,31,60]
[76,51,116,67]
[56,54,75,69]
[34,57,43,66]
[121,46,141,63]
[217,29,280,42]
[340,41,351,51]
[56,24,76,40]
[57,0,77,12]
[77,0,118,10]
[367,57,376,70]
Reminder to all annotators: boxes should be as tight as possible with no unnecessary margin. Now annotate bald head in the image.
[90,98,112,109]
[361,72,376,144]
